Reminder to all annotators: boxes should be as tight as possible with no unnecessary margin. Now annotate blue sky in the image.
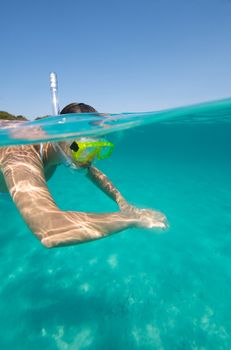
[1,0,231,118]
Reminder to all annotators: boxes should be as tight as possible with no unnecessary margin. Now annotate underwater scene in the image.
[0,99,231,349]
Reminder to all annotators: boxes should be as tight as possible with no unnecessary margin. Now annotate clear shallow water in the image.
[0,101,231,349]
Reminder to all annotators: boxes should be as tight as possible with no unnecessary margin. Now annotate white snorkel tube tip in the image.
[49,72,60,115]
[49,72,74,168]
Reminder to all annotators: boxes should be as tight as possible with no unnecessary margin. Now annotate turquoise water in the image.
[1,98,231,146]
[0,101,231,349]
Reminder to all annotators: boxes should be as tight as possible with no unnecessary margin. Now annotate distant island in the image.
[0,111,28,120]
[0,111,47,121]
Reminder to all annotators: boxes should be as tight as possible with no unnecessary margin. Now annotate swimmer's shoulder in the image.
[0,118,39,160]
[0,118,56,171]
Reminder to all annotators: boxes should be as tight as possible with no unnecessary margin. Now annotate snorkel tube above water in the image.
[49,72,75,168]
[50,72,60,116]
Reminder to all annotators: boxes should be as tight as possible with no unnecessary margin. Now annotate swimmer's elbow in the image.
[41,237,55,249]
[40,235,62,249]
[35,231,57,249]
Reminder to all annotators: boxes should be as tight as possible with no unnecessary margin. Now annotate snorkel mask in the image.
[49,72,114,168]
[69,138,114,163]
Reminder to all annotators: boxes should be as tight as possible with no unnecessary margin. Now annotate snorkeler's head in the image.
[55,102,114,169]
[60,103,97,114]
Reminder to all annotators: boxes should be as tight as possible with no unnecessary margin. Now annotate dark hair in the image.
[60,103,97,114]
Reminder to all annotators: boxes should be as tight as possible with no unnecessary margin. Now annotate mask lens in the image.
[70,140,114,163]
[97,143,114,159]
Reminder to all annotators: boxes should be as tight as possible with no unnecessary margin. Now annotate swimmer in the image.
[0,103,168,248]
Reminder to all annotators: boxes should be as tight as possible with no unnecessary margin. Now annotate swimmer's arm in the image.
[86,165,129,210]
[0,148,139,248]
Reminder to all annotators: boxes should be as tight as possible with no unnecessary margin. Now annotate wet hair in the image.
[35,103,97,120]
[60,103,97,114]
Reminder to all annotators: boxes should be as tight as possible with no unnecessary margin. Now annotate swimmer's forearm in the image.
[40,205,168,248]
[87,166,128,208]
[39,210,136,248]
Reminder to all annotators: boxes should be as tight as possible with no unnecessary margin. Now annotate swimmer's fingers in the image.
[137,209,169,231]
[121,205,168,231]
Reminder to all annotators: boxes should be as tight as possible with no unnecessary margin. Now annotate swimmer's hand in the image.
[121,204,168,231]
